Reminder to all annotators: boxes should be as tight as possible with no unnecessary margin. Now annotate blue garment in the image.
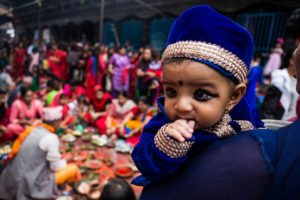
[245,65,263,111]
[131,97,260,186]
[91,56,97,77]
[140,120,300,200]
[140,129,273,200]
[264,119,300,199]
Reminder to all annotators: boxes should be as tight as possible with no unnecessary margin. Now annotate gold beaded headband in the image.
[162,41,248,83]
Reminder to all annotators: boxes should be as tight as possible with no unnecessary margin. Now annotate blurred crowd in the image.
[0,35,299,146]
[0,39,163,146]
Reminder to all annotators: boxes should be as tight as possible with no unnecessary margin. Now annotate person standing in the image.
[108,47,131,96]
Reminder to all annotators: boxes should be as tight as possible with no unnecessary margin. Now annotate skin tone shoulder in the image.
[162,59,246,142]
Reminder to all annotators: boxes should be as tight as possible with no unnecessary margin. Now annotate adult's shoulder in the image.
[141,132,272,200]
[267,119,300,199]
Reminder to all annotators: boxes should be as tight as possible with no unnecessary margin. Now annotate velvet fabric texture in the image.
[164,5,263,128]
[166,5,254,78]
[131,97,259,186]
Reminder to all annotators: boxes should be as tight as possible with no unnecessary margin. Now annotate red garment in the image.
[95,115,107,134]
[98,53,107,72]
[147,68,162,78]
[85,57,102,100]
[130,107,153,119]
[92,92,112,112]
[48,49,68,81]
[0,107,10,127]
[13,48,26,77]
[0,107,14,142]
[74,86,86,98]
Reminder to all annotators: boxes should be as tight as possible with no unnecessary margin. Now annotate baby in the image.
[131,5,264,186]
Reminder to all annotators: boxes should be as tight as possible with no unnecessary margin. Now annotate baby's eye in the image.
[194,90,215,101]
[165,88,177,98]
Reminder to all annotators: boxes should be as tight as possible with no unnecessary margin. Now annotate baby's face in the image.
[163,60,235,130]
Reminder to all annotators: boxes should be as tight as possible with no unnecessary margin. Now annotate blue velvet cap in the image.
[163,5,254,83]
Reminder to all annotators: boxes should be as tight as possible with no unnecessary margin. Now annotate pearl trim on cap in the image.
[162,41,248,83]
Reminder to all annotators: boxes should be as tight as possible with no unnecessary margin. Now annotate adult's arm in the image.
[39,133,67,172]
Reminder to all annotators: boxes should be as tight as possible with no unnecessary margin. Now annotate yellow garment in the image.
[126,120,143,130]
[55,164,81,185]
[9,123,55,160]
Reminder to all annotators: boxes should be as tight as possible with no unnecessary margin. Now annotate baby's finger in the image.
[188,120,195,129]
[174,120,193,133]
[165,128,185,142]
[172,124,193,139]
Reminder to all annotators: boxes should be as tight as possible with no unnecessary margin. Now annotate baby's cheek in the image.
[164,103,176,121]
[194,111,223,129]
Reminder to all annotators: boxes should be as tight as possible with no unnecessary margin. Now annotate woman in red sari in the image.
[86,85,112,129]
[13,42,26,78]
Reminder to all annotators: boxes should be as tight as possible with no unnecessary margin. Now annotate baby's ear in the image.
[226,83,247,111]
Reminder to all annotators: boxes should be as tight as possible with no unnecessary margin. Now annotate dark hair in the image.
[138,96,149,105]
[104,99,112,107]
[20,86,32,99]
[287,8,300,38]
[59,94,67,100]
[117,90,128,98]
[99,178,136,200]
[0,87,7,120]
[0,86,8,95]
[77,95,89,105]
[253,53,261,61]
[281,47,295,69]
[47,79,59,90]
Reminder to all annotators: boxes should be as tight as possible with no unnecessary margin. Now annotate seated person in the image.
[8,86,43,136]
[118,96,154,146]
[110,90,136,122]
[0,106,81,199]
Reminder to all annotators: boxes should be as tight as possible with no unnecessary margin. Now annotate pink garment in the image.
[8,99,44,135]
[264,48,283,76]
[29,53,40,74]
[63,84,72,98]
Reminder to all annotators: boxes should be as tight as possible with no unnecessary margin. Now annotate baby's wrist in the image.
[154,124,194,159]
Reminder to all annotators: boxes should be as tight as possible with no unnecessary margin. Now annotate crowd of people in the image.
[0,39,165,146]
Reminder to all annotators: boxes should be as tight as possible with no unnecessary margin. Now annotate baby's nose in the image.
[175,97,193,114]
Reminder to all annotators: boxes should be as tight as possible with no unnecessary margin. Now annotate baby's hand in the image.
[165,120,195,142]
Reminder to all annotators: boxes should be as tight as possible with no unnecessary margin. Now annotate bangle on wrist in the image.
[154,124,194,158]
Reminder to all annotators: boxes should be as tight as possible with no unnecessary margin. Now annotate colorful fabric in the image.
[46,90,58,106]
[48,49,68,81]
[55,164,81,185]
[9,99,43,124]
[93,92,112,112]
